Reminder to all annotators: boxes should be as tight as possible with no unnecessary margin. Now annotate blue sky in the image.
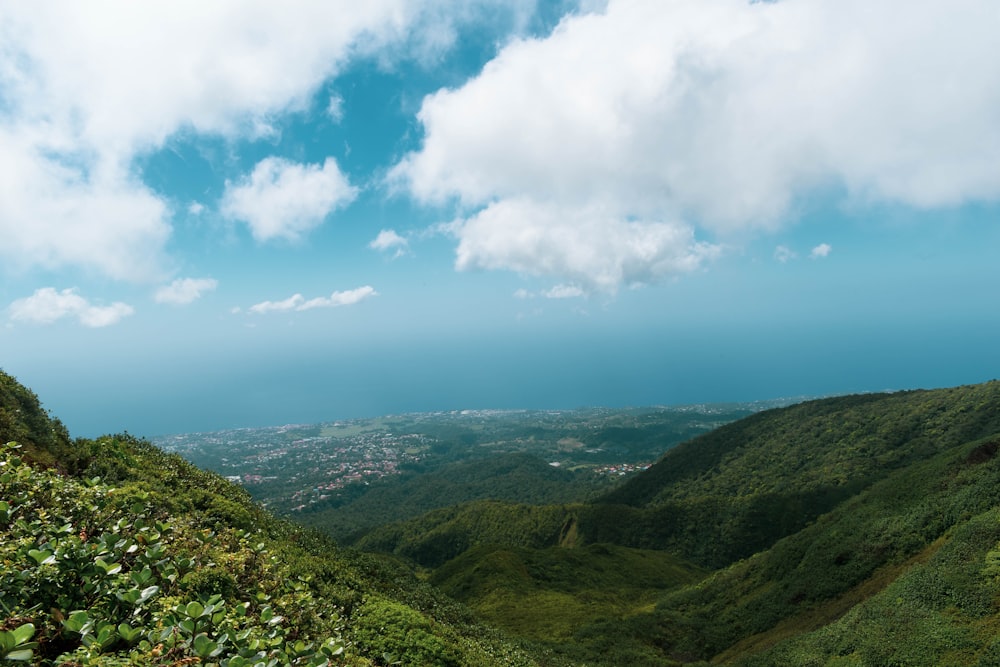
[2,0,999,437]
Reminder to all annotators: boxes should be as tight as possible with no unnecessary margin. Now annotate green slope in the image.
[431,543,706,664]
[355,382,1000,665]
[11,365,1000,666]
[298,452,602,543]
[634,431,1000,664]
[0,369,535,666]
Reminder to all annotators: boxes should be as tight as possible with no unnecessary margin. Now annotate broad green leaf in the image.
[10,624,34,644]
[3,648,34,661]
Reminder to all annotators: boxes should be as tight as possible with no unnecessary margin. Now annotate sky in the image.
[2,0,999,437]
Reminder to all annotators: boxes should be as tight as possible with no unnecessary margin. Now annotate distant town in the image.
[154,402,794,515]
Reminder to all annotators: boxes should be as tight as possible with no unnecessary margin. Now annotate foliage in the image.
[431,542,704,664]
[354,382,1000,665]
[356,501,573,569]
[0,369,537,667]
[0,441,349,665]
[0,370,74,472]
[8,367,1000,666]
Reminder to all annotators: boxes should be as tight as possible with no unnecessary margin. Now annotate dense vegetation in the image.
[0,370,535,666]
[8,366,1000,665]
[295,453,605,543]
[353,382,1000,665]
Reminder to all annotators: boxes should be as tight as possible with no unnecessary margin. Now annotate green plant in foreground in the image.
[0,623,37,662]
[1,441,349,665]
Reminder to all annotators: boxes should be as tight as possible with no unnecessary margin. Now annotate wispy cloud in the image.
[8,287,133,327]
[154,277,218,305]
[248,286,377,315]
[327,93,345,123]
[249,294,306,315]
[774,245,797,264]
[542,284,585,299]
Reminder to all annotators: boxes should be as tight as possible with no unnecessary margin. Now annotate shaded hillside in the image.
[601,384,1000,508]
[636,432,1000,664]
[298,452,602,542]
[0,369,535,666]
[355,382,1000,665]
[431,543,706,665]
[584,383,1000,566]
[357,500,574,568]
[0,370,75,471]
[363,387,1000,570]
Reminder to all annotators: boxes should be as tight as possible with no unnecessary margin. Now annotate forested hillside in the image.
[8,365,1000,666]
[0,370,534,666]
[355,382,1000,665]
[295,452,604,543]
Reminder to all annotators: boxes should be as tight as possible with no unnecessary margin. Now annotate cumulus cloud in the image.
[810,243,833,259]
[0,132,171,281]
[369,229,410,257]
[221,157,357,242]
[248,286,377,314]
[154,277,219,305]
[394,0,1000,290]
[451,199,719,293]
[0,1,526,279]
[8,288,134,327]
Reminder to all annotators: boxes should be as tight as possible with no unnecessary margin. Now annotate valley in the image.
[6,370,1000,665]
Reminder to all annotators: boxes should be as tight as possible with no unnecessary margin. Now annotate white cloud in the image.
[249,294,306,315]
[394,0,1000,289]
[154,277,219,305]
[810,243,832,259]
[188,202,205,215]
[298,286,379,310]
[0,1,528,279]
[774,245,797,263]
[0,130,171,281]
[8,287,134,328]
[451,199,719,294]
[369,229,410,257]
[222,157,358,242]
[248,286,377,314]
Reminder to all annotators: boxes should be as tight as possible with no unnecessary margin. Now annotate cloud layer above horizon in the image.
[2,0,999,320]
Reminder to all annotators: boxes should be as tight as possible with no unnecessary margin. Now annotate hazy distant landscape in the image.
[153,404,763,539]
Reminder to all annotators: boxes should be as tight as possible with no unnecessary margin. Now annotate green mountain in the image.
[9,365,1000,666]
[355,382,1000,665]
[0,370,534,666]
